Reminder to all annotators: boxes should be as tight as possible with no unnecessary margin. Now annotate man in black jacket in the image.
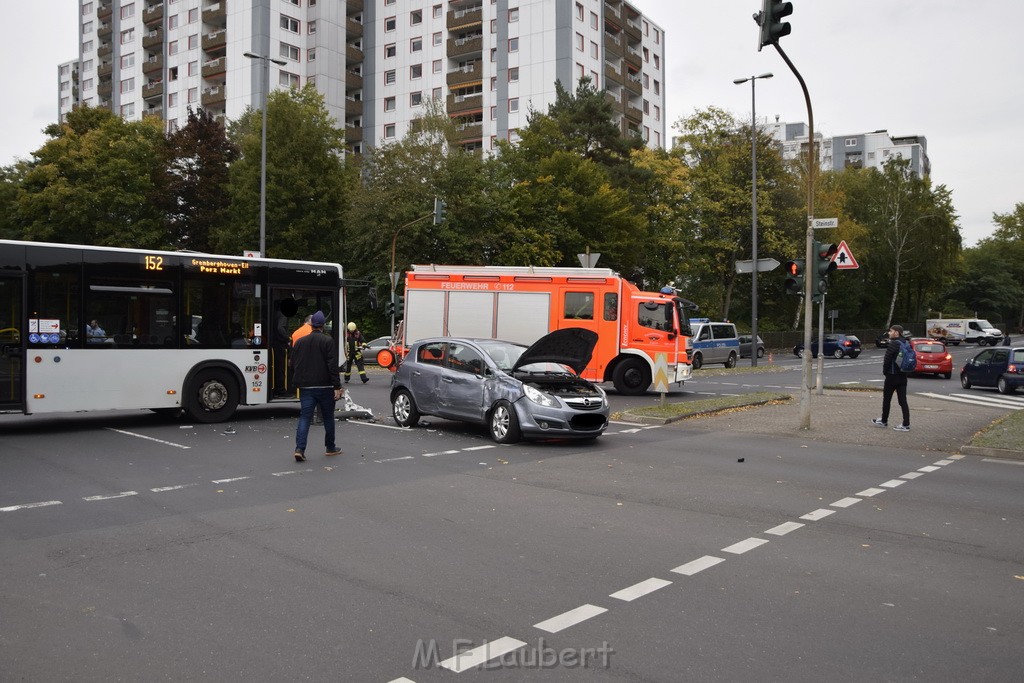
[873,325,910,432]
[289,311,343,461]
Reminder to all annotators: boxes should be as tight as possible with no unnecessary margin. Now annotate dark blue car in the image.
[960,347,1024,394]
[793,334,862,359]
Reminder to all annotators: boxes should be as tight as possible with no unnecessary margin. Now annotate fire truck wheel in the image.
[612,358,650,396]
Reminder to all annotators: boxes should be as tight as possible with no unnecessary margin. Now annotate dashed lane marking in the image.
[671,555,725,576]
[764,521,805,536]
[105,428,191,449]
[211,476,251,484]
[857,487,886,497]
[900,472,924,480]
[722,537,769,554]
[438,637,527,674]
[800,508,835,521]
[83,491,138,502]
[375,456,415,463]
[609,578,672,602]
[463,445,495,452]
[830,497,861,508]
[918,465,941,472]
[150,484,196,492]
[422,450,460,457]
[533,604,608,634]
[271,469,314,477]
[879,479,906,488]
[934,459,954,466]
[1,500,62,513]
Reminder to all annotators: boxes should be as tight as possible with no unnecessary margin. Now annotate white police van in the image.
[688,318,740,369]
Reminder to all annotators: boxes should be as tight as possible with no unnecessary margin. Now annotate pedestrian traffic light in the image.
[783,258,804,296]
[397,295,405,318]
[758,0,793,51]
[432,197,447,225]
[812,241,838,302]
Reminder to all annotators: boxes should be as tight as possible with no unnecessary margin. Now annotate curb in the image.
[619,398,788,427]
[959,445,1024,461]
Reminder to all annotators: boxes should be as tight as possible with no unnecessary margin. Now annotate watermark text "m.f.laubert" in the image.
[412,637,614,671]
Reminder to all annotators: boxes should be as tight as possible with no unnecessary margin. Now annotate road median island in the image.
[961,410,1024,460]
[618,392,792,425]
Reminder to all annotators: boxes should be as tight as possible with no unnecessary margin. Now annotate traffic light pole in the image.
[390,212,433,337]
[817,295,826,394]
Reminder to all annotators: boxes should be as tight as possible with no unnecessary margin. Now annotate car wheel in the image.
[612,358,650,395]
[960,373,972,389]
[489,400,522,444]
[725,352,737,368]
[690,353,703,370]
[942,372,951,380]
[793,346,803,358]
[185,368,239,423]
[392,389,421,427]
[756,347,764,359]
[833,348,845,359]
[849,352,860,359]
[998,377,1015,395]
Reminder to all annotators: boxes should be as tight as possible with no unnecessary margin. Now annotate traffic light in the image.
[758,0,793,51]
[367,287,378,311]
[812,241,838,302]
[385,301,395,318]
[397,295,405,319]
[432,197,447,225]
[783,258,804,296]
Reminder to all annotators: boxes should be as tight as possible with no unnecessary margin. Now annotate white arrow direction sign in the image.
[735,258,781,274]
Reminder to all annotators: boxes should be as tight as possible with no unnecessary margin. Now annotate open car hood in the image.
[512,328,598,375]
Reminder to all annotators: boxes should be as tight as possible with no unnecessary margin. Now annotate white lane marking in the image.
[388,678,416,683]
[918,466,941,473]
[1,500,62,512]
[800,508,835,521]
[618,428,644,434]
[982,458,1024,466]
[463,445,495,452]
[438,637,527,673]
[211,476,251,484]
[764,521,804,536]
[609,578,672,602]
[857,488,886,497]
[831,497,862,508]
[150,484,196,492]
[347,421,409,431]
[83,491,138,501]
[671,555,725,576]
[900,472,924,480]
[533,604,607,634]
[933,459,954,466]
[271,469,314,476]
[879,479,906,488]
[375,456,415,463]
[916,392,1024,410]
[422,450,460,457]
[105,428,191,449]
[722,537,769,554]
[948,454,965,460]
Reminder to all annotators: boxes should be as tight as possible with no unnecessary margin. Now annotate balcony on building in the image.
[97,22,112,39]
[97,61,113,78]
[97,0,113,20]
[604,0,622,23]
[345,124,363,144]
[453,121,483,145]
[447,60,482,88]
[448,34,483,58]
[97,82,113,98]
[142,53,164,74]
[604,61,624,87]
[142,28,163,49]
[346,16,363,38]
[346,42,364,65]
[345,96,362,117]
[143,2,164,26]
[142,80,164,100]
[446,92,483,116]
[625,104,642,122]
[202,1,227,27]
[624,68,641,95]
[623,7,642,41]
[603,32,622,58]
[97,42,113,58]
[447,4,483,31]
[142,106,164,120]
[346,68,363,91]
[624,45,642,69]
[202,84,226,107]
[345,0,364,17]
[202,56,226,78]
[202,29,227,51]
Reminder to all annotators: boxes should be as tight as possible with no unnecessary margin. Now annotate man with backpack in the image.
[873,325,911,432]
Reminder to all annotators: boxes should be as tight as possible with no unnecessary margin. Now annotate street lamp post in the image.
[243,52,286,257]
[733,72,773,367]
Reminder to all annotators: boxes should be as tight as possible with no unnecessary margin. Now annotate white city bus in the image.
[0,239,345,422]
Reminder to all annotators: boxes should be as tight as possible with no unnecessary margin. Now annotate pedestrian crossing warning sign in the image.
[832,240,859,269]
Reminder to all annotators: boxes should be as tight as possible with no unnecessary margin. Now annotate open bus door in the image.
[0,274,24,412]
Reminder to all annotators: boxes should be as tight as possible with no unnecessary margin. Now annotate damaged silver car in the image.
[390,328,610,443]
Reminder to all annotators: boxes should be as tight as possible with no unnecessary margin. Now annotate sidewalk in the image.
[670,389,1013,456]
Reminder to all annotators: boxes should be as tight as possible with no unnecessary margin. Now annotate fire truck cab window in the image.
[564,292,594,320]
[638,301,672,331]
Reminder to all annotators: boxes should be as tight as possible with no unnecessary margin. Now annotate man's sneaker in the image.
[893,424,911,432]
[871,418,887,427]
[325,449,342,457]
[294,450,306,462]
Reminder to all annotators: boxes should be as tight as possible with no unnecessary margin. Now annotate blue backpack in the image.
[895,338,916,373]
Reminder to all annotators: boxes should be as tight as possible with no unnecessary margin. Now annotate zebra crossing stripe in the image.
[917,392,1024,410]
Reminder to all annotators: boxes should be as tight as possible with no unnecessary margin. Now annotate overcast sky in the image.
[3,1,1021,247]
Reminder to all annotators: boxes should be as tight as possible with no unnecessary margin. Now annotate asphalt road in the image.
[2,352,1023,681]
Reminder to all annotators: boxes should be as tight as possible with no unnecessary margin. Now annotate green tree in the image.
[0,161,30,240]
[17,106,168,248]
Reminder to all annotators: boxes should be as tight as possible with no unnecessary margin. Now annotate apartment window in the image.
[83,59,93,71]
[644,126,650,142]
[654,29,660,45]
[82,78,94,91]
[385,16,396,31]
[120,53,135,68]
[433,5,442,19]
[575,33,583,51]
[643,20,649,36]
[188,34,198,50]
[654,105,660,121]
[845,138,858,147]
[61,96,70,108]
[509,8,519,22]
[590,70,598,86]
[432,59,442,74]
[643,73,649,88]
[188,7,198,22]
[384,97,396,112]
[308,20,316,35]
[168,92,178,107]
[508,38,519,52]
[60,79,70,92]
[384,124,396,139]
[280,42,300,61]
[307,76,316,88]
[384,0,395,5]
[410,10,422,25]
[307,47,316,61]
[281,15,299,33]
[120,77,135,93]
[433,32,442,46]
[60,64,70,76]
[188,87,197,103]
[490,19,497,33]
[576,3,583,20]
[169,66,179,81]
[577,63,584,78]
[508,67,519,82]
[490,48,496,62]
[188,61,198,77]
[410,64,422,79]
[167,119,178,133]
[643,47,649,62]
[590,12,598,30]
[279,71,299,88]
[508,98,519,112]
[385,43,396,58]
[591,42,598,59]
[490,76,496,91]
[120,28,135,44]
[384,69,396,85]
[653,54,660,70]
[83,21,93,33]
[120,102,135,117]
[655,131,661,146]
[169,40,179,55]
[643,100,649,114]
[121,3,135,19]
[410,91,422,106]
[508,129,520,143]
[654,80,660,95]
[82,2,93,14]
[82,40,93,52]
[410,37,422,52]
[169,14,179,29]
[284,0,300,5]
[432,87,442,99]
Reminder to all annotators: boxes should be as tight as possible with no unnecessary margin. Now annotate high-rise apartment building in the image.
[61,0,667,154]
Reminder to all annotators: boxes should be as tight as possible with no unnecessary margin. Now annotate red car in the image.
[910,338,953,379]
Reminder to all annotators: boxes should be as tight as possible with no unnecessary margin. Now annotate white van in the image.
[926,318,1003,346]
[688,319,739,369]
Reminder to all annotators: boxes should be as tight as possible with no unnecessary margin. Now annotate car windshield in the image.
[979,320,997,330]
[476,340,527,372]
[845,336,860,343]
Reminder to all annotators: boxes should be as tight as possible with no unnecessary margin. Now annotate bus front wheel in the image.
[186,369,239,423]
[612,359,650,396]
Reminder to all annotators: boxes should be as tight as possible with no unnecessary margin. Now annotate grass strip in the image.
[621,391,791,421]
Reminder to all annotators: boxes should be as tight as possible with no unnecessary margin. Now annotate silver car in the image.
[390,328,609,443]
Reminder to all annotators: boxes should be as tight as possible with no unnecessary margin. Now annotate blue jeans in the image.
[295,387,337,453]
